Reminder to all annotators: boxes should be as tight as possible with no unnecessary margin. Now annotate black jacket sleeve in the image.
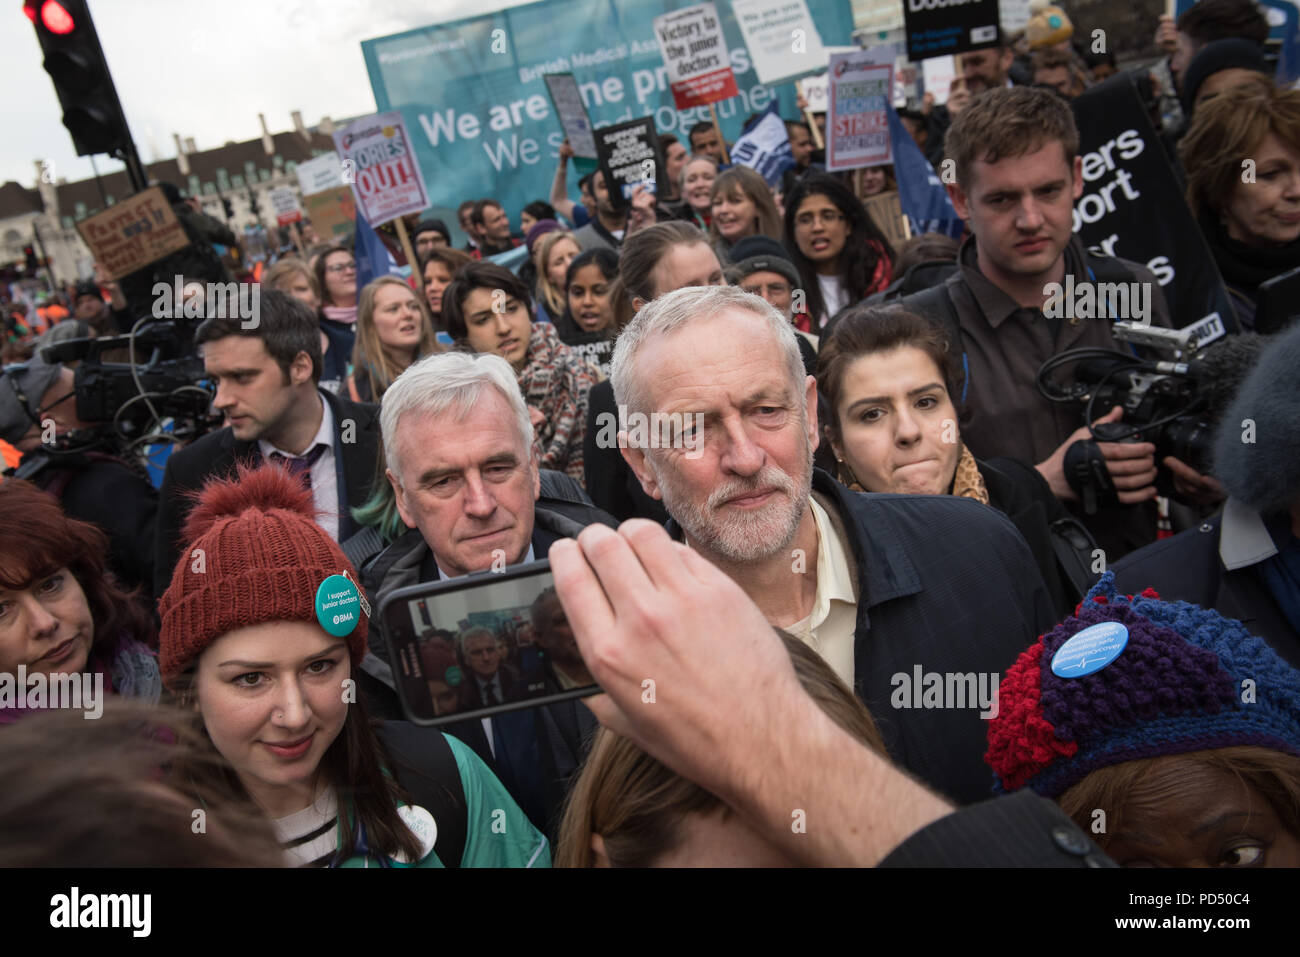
[880,790,1115,867]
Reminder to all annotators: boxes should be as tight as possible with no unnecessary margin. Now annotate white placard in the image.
[732,0,827,85]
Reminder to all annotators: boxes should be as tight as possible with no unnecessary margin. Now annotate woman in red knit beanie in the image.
[158,464,549,868]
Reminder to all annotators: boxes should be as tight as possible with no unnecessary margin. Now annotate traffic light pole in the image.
[114,139,148,193]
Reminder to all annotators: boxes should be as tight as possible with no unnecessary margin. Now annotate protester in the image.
[687,121,726,163]
[583,221,727,523]
[854,165,894,200]
[547,519,1108,866]
[818,307,1095,616]
[556,632,886,866]
[412,219,451,260]
[550,140,598,228]
[988,572,1300,867]
[725,235,817,355]
[781,120,821,196]
[1181,80,1300,330]
[158,464,548,867]
[367,351,616,831]
[457,199,480,252]
[708,166,782,262]
[0,356,158,594]
[520,200,557,236]
[659,133,687,202]
[263,257,348,395]
[345,276,442,404]
[0,479,159,721]
[665,154,718,230]
[1111,322,1300,661]
[572,169,637,253]
[1033,48,1088,99]
[960,40,1019,95]
[784,172,894,330]
[533,230,582,324]
[1180,39,1271,121]
[314,245,359,328]
[1161,0,1270,91]
[470,199,521,258]
[946,77,972,115]
[608,285,1057,803]
[553,248,619,376]
[420,246,473,332]
[153,290,383,596]
[441,261,598,480]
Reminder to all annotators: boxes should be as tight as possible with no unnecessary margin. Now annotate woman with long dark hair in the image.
[783,173,895,331]
[159,465,548,867]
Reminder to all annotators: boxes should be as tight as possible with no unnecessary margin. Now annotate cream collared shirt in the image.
[783,497,858,690]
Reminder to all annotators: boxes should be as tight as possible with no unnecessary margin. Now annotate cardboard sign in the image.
[1071,75,1236,329]
[302,186,357,240]
[654,3,740,110]
[862,190,909,247]
[296,153,347,196]
[732,0,827,85]
[75,186,190,281]
[902,0,999,61]
[333,111,431,227]
[594,117,668,211]
[543,72,599,159]
[271,186,302,226]
[827,51,893,170]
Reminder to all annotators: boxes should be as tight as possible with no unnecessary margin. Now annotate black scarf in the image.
[1200,214,1300,298]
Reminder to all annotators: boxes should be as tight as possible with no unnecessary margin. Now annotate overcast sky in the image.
[2,0,535,188]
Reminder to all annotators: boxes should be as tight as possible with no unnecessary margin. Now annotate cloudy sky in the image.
[2,0,535,188]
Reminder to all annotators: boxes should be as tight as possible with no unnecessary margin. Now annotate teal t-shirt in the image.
[336,734,551,868]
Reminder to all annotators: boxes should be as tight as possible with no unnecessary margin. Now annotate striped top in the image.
[274,788,339,868]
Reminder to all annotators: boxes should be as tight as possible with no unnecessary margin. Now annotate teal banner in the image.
[361,0,854,237]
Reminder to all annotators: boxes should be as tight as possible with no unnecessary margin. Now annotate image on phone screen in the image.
[379,561,598,726]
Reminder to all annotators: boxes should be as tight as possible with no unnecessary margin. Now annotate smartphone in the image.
[1253,265,1300,335]
[378,560,599,727]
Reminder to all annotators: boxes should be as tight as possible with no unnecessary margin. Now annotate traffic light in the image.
[24,0,140,175]
[221,197,234,220]
[23,245,39,275]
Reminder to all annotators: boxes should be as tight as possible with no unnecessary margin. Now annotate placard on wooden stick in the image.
[75,186,191,281]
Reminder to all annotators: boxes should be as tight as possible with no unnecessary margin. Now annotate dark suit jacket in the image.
[460,663,523,710]
[666,469,1058,806]
[152,389,382,598]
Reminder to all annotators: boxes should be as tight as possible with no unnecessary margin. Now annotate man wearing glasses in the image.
[0,356,158,594]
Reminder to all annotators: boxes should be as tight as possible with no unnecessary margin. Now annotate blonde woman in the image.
[344,276,442,404]
[533,230,581,324]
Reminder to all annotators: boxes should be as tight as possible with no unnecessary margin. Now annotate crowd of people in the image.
[1,0,1299,869]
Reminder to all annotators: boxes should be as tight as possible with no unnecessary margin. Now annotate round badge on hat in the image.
[315,573,364,636]
[1051,621,1129,679]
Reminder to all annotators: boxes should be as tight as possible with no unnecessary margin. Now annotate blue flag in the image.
[731,102,794,187]
[354,207,403,293]
[884,103,963,239]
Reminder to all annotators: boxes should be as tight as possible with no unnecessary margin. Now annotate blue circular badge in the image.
[315,574,362,637]
[1051,621,1129,678]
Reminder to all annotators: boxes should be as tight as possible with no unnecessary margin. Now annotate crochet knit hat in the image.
[158,464,368,689]
[986,572,1300,797]
[1025,0,1073,50]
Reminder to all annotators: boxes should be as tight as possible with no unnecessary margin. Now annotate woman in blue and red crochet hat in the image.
[987,572,1300,867]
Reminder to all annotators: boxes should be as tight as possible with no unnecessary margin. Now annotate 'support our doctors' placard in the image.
[827,51,893,170]
[333,111,431,227]
[653,3,740,110]
[75,187,190,280]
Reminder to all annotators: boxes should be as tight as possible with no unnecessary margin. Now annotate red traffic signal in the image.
[24,1,77,35]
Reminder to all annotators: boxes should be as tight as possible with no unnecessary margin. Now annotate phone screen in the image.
[378,560,599,726]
